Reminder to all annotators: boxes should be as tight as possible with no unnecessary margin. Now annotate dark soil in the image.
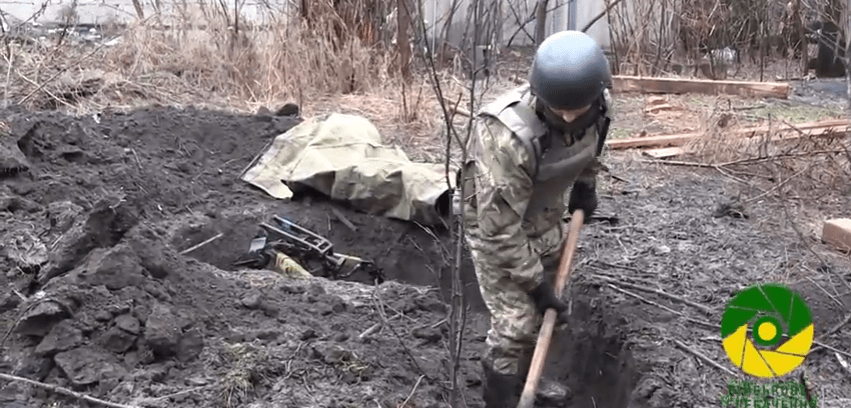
[1,104,850,408]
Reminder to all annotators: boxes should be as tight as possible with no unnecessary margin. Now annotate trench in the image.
[541,282,639,408]
[166,187,641,407]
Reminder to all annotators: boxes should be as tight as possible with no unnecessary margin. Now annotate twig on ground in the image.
[820,314,851,340]
[179,232,224,255]
[640,159,750,185]
[835,353,851,375]
[811,339,851,360]
[400,374,426,408]
[358,322,382,339]
[643,150,846,169]
[141,385,212,402]
[592,259,647,275]
[372,289,433,383]
[672,339,738,377]
[0,373,139,408]
[11,289,26,301]
[744,165,811,204]
[330,207,358,232]
[605,284,715,329]
[592,274,713,315]
[357,313,403,339]
[805,277,845,308]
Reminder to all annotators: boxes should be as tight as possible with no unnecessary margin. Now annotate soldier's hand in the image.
[528,281,568,321]
[568,181,597,221]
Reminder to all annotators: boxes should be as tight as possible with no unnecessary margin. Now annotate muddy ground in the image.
[1,100,850,408]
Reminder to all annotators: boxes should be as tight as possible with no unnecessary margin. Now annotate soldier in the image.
[459,30,613,407]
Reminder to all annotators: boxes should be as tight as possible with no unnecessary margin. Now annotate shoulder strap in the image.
[479,86,548,178]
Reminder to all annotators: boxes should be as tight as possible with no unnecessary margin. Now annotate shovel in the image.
[517,209,585,408]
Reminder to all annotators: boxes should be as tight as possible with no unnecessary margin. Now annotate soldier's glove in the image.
[567,181,597,222]
[528,281,568,321]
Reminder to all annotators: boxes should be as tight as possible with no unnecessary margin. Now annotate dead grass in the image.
[0,2,455,148]
[682,101,851,208]
[204,340,279,408]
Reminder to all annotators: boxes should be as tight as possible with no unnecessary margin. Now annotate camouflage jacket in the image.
[461,84,612,291]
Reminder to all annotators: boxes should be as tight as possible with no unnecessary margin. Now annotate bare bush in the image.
[607,0,828,78]
[683,101,851,203]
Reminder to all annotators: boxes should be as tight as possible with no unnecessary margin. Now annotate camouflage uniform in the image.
[460,83,612,377]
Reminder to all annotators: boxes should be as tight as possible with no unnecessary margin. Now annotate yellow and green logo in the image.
[721,283,814,379]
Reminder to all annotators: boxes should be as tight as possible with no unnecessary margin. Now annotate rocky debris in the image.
[144,302,184,359]
[412,326,443,345]
[46,200,84,234]
[34,319,84,356]
[276,103,300,117]
[125,225,181,280]
[16,300,70,337]
[101,326,137,354]
[12,355,53,381]
[1,228,48,272]
[39,200,139,284]
[0,194,41,213]
[0,291,22,313]
[55,346,128,387]
[77,243,148,290]
[176,328,204,363]
[115,314,141,334]
[0,131,30,176]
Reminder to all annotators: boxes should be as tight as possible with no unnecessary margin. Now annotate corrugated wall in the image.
[0,0,294,26]
[420,0,616,50]
[2,0,618,50]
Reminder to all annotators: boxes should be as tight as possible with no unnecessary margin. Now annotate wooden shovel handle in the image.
[516,209,585,408]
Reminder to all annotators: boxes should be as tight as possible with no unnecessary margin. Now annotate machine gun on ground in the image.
[234,215,385,284]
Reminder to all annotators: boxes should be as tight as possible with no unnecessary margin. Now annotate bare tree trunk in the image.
[795,0,806,76]
[398,0,412,81]
[131,0,145,20]
[535,0,549,46]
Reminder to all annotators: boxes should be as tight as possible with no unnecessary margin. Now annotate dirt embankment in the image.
[0,105,475,408]
[1,104,849,408]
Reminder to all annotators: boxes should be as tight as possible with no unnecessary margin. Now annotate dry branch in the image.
[0,373,140,408]
[400,374,425,407]
[672,340,738,377]
[593,274,713,315]
[604,284,716,329]
[611,76,790,98]
[820,314,851,340]
[179,233,224,255]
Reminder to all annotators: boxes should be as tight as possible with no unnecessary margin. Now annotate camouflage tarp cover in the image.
[241,113,456,226]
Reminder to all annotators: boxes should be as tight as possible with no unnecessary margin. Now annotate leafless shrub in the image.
[684,104,851,202]
[607,0,824,78]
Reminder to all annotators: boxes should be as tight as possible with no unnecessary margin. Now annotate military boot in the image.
[482,361,520,408]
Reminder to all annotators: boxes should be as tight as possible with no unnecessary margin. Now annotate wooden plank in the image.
[642,147,687,158]
[611,75,791,99]
[823,219,851,253]
[607,119,850,150]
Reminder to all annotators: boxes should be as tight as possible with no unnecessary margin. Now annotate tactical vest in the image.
[472,84,611,220]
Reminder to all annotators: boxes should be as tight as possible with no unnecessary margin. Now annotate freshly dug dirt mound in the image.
[1,217,464,408]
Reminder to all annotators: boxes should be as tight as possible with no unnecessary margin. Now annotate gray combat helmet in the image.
[529,30,611,110]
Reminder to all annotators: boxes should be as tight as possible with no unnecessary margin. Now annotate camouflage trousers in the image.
[465,217,565,376]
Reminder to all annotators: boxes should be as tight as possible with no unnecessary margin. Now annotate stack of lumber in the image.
[605,118,850,158]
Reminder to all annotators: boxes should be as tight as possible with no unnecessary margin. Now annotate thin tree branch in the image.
[0,373,140,408]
